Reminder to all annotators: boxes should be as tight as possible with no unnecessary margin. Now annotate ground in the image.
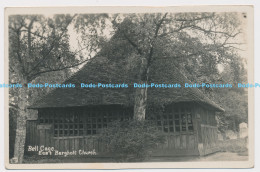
[196,152,248,161]
[20,138,249,163]
[22,151,248,163]
[149,152,248,162]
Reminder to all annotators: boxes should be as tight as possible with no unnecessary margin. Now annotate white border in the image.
[0,1,259,172]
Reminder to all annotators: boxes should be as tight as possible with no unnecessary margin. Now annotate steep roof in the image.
[29,55,224,112]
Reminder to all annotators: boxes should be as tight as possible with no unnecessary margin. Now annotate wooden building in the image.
[26,55,224,157]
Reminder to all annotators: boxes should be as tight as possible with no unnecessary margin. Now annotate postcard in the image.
[4,6,254,169]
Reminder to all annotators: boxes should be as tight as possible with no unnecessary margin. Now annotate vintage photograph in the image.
[5,6,254,169]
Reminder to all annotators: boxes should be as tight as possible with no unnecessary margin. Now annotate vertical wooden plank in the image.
[203,126,209,148]
[82,137,86,151]
[50,137,54,150]
[50,132,54,149]
[201,126,204,144]
[59,139,64,152]
[35,123,40,146]
[44,130,48,147]
[28,121,31,146]
[91,137,95,151]
[39,129,45,146]
[98,138,102,153]
[101,137,104,153]
[35,122,38,145]
[68,138,71,151]
[164,136,169,150]
[168,135,172,149]
[187,135,191,149]
[64,139,69,151]
[57,139,61,152]
[75,138,79,152]
[186,134,189,149]
[47,129,52,147]
[172,135,175,149]
[90,137,94,150]
[26,121,30,146]
[54,139,59,151]
[189,135,195,149]
[79,138,84,151]
[175,135,180,149]
[100,138,105,153]
[71,138,75,151]
[31,121,34,145]
[83,137,86,151]
[94,137,99,152]
[94,137,98,152]
[92,137,96,151]
[211,128,215,147]
[181,134,186,149]
[84,138,88,151]
[191,135,195,149]
[194,107,202,147]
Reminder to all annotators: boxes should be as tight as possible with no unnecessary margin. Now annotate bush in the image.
[219,137,248,155]
[98,119,166,162]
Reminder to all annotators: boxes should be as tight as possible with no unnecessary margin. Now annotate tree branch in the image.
[28,58,89,81]
[112,16,143,55]
[21,29,48,40]
[27,14,77,76]
[148,13,168,66]
[189,24,242,38]
[175,14,214,22]
[26,18,36,74]
[160,14,241,40]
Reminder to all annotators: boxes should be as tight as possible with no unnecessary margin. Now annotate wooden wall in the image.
[194,106,220,156]
[25,120,38,155]
[25,109,200,157]
[25,104,219,157]
[200,124,219,155]
[25,120,109,156]
[153,133,199,156]
[25,120,199,157]
[152,104,200,156]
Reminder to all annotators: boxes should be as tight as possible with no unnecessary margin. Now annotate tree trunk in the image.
[133,57,149,120]
[12,81,28,163]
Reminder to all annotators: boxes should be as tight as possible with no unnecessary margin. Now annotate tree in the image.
[211,56,248,132]
[98,13,245,120]
[9,13,118,163]
[8,14,90,163]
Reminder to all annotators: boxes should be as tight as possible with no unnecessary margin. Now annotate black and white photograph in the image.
[4,6,254,169]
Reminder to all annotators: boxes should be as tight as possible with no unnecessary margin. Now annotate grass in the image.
[23,155,115,163]
[218,137,248,156]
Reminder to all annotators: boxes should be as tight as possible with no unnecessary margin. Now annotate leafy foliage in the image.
[98,13,247,131]
[98,120,166,162]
